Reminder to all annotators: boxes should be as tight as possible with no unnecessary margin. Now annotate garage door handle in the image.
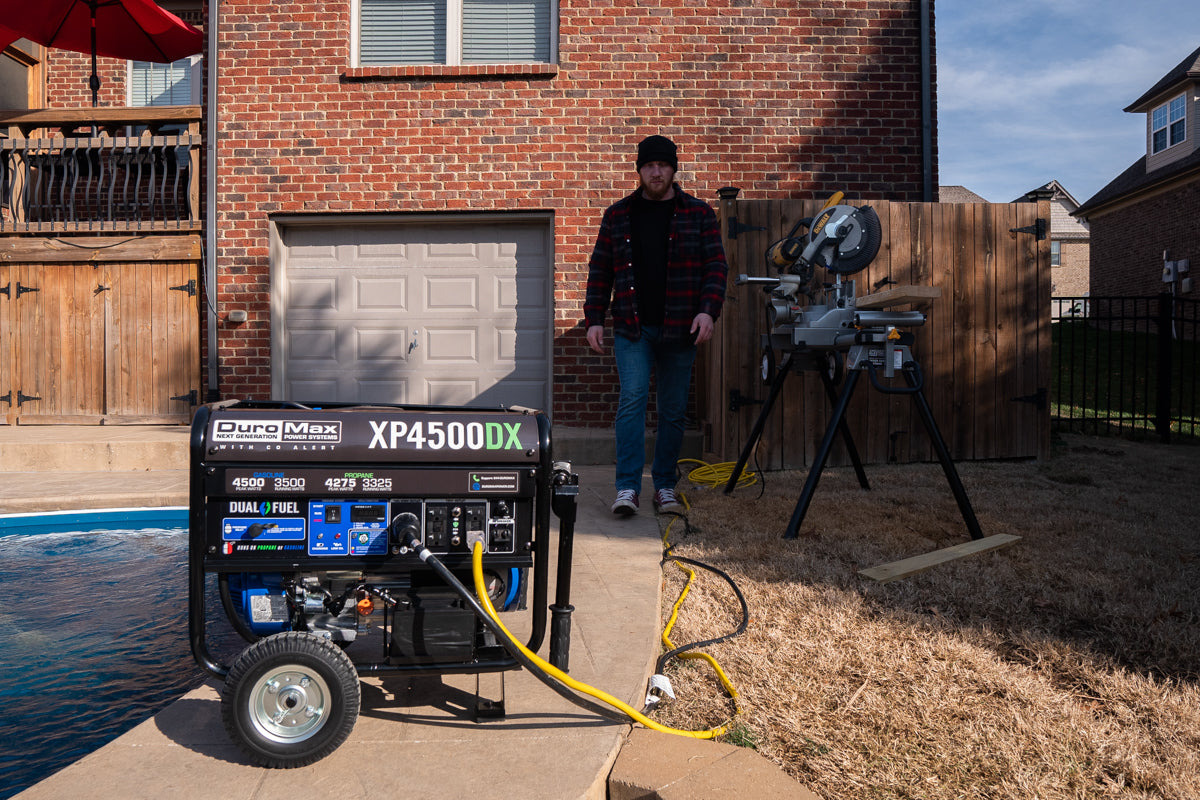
[408,329,419,354]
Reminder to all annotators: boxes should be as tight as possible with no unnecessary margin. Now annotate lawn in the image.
[1052,318,1199,439]
[647,432,1200,799]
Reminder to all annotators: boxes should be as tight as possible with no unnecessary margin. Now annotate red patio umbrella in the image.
[0,0,203,106]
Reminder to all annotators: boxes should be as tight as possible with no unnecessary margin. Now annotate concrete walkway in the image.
[1,424,815,800]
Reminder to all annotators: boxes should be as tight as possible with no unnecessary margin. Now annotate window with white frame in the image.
[359,0,553,66]
[1050,240,1061,267]
[129,56,201,107]
[1151,94,1186,154]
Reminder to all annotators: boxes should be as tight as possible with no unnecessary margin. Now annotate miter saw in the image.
[765,198,882,279]
[724,193,983,544]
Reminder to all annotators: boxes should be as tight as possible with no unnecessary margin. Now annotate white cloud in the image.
[936,0,1200,202]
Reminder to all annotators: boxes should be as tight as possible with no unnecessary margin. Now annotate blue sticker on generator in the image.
[222,517,306,542]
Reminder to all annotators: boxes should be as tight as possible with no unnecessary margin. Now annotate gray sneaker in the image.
[653,488,684,514]
[611,489,639,516]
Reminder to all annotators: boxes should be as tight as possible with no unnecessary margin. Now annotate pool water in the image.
[0,520,234,799]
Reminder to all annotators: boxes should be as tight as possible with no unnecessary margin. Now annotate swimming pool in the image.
[0,509,234,799]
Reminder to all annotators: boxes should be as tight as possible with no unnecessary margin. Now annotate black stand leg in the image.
[777,357,983,543]
[724,355,793,494]
[906,371,984,540]
[819,367,870,490]
[784,370,861,539]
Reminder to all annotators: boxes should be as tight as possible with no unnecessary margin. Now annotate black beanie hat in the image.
[637,135,678,170]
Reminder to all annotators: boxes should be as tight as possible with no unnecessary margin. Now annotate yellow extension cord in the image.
[658,459,757,717]
[659,492,740,712]
[470,542,728,739]
[676,458,757,491]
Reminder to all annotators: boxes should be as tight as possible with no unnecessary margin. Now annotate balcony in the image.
[0,106,201,235]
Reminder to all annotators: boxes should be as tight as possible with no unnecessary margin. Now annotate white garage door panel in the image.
[497,275,548,308]
[355,277,408,310]
[427,379,480,406]
[289,278,337,309]
[426,328,478,361]
[427,277,478,310]
[289,328,338,362]
[289,378,339,398]
[356,328,410,363]
[276,218,551,410]
[496,327,549,363]
[356,378,410,404]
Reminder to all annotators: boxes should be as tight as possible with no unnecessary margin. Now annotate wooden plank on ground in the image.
[854,285,941,310]
[858,533,1021,583]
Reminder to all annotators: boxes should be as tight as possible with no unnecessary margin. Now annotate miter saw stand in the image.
[721,200,994,566]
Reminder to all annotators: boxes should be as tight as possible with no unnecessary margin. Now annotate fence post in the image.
[1155,292,1174,443]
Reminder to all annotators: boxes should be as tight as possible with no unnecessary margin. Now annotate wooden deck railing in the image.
[0,106,201,234]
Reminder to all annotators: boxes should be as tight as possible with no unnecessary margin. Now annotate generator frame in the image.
[187,400,578,766]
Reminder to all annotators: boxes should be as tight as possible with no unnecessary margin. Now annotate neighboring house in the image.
[1074,45,1200,299]
[1015,180,1090,299]
[938,185,989,203]
[10,0,940,428]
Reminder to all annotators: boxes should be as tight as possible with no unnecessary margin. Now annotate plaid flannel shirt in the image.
[583,184,728,343]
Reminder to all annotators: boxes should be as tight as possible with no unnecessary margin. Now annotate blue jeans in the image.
[613,326,697,493]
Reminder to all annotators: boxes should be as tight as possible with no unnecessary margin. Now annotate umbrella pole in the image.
[90,0,99,106]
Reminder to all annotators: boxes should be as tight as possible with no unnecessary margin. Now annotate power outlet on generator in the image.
[425,504,449,549]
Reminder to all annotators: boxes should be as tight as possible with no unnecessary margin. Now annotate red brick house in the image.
[1015,180,1089,302]
[5,0,939,428]
[1075,44,1200,299]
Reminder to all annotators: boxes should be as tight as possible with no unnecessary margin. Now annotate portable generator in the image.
[188,400,578,767]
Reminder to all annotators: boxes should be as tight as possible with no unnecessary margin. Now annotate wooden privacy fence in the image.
[697,198,1051,469]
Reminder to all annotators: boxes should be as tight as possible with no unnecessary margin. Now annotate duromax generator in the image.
[188,401,578,767]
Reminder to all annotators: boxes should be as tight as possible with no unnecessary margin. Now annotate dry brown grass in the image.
[646,432,1200,799]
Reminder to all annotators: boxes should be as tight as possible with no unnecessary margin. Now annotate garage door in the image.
[272,216,552,411]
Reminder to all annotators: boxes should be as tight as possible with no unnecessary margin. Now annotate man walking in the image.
[584,134,728,516]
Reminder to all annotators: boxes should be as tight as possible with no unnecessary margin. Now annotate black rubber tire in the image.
[760,345,777,386]
[825,351,844,385]
[220,632,361,768]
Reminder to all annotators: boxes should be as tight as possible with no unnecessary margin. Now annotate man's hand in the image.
[586,325,606,354]
[691,312,715,344]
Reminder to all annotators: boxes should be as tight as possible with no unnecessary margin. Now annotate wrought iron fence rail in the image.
[1052,294,1199,442]
[1,132,199,233]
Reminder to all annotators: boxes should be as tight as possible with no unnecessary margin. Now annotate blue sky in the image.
[936,1,1200,204]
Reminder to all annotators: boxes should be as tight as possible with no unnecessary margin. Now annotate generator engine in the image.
[188,400,576,768]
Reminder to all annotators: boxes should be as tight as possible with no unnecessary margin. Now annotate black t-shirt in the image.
[630,194,674,326]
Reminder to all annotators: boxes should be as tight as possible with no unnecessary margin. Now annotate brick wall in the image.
[1052,240,1090,297]
[46,51,129,108]
[1089,179,1200,297]
[47,0,937,425]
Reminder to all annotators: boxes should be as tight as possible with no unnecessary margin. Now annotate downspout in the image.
[920,0,934,201]
[205,0,219,400]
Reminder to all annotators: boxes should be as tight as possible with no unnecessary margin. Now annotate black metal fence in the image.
[1051,294,1198,442]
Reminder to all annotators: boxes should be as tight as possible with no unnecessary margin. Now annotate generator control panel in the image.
[194,404,545,574]
[212,494,524,560]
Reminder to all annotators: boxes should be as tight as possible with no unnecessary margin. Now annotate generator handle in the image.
[549,462,579,671]
[188,403,229,679]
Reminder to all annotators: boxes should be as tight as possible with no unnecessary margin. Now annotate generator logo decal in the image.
[212,419,342,444]
[367,419,524,451]
[228,500,303,517]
